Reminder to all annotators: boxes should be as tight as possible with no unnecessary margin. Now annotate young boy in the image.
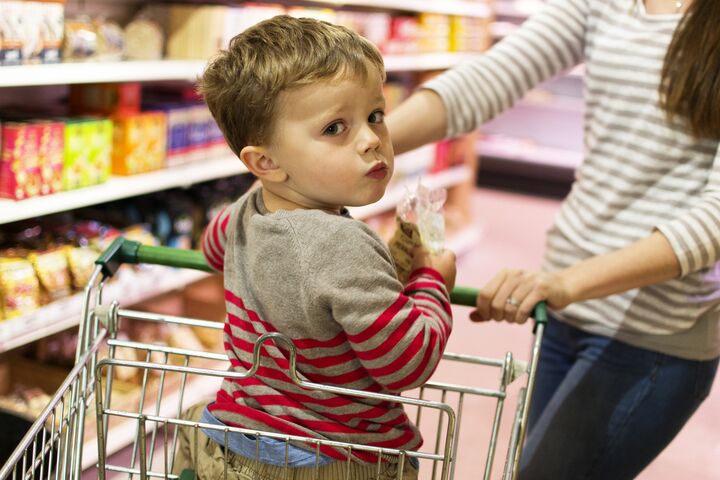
[174,15,456,479]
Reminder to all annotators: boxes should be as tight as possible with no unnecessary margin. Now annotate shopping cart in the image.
[0,237,547,480]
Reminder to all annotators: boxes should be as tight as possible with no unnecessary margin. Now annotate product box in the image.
[70,83,142,117]
[0,1,24,65]
[166,4,228,59]
[112,112,167,175]
[34,120,64,195]
[0,122,43,200]
[62,118,112,190]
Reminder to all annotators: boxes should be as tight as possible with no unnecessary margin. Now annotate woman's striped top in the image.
[425,0,720,359]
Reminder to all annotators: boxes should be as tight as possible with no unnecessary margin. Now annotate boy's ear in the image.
[240,146,288,183]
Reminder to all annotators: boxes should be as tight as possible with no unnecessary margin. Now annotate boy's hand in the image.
[410,247,457,291]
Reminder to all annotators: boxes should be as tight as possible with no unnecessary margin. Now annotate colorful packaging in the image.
[34,121,64,195]
[0,1,24,65]
[0,122,43,200]
[28,248,72,303]
[0,257,40,320]
[62,119,112,190]
[111,112,167,175]
[70,83,142,117]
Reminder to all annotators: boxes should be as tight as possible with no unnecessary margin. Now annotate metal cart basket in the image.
[0,237,547,480]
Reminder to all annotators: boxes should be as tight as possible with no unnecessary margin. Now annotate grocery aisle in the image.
[445,187,720,480]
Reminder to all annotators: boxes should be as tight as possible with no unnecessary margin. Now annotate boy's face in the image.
[264,68,394,212]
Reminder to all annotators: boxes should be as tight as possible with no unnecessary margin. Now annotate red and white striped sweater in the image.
[201,188,453,461]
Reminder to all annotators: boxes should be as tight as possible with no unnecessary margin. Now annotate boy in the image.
[174,15,456,479]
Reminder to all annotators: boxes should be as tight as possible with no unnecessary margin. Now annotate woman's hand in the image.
[470,269,572,324]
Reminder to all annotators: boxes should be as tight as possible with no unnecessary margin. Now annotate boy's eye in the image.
[369,110,385,124]
[324,122,346,136]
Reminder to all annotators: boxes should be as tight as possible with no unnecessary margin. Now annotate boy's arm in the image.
[314,226,453,392]
[201,206,232,272]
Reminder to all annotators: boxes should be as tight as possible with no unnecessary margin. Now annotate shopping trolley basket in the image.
[0,237,547,480]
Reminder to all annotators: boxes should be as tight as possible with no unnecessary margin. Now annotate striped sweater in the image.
[201,188,453,461]
[425,0,720,359]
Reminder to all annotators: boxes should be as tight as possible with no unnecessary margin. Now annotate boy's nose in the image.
[358,125,381,153]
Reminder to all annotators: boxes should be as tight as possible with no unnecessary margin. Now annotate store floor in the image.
[89,186,719,479]
[442,187,720,480]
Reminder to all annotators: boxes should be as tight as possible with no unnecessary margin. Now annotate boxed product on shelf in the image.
[166,4,229,59]
[62,118,112,190]
[70,82,142,117]
[335,11,392,50]
[418,13,451,53]
[0,122,43,200]
[34,120,64,195]
[0,1,23,65]
[20,0,64,64]
[384,17,422,55]
[111,111,167,175]
[449,16,492,52]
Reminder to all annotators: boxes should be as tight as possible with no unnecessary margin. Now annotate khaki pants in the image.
[172,403,419,480]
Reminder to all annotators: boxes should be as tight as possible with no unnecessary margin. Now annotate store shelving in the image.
[0,150,246,225]
[477,135,582,170]
[0,266,209,354]
[0,53,483,88]
[0,164,470,354]
[311,0,491,17]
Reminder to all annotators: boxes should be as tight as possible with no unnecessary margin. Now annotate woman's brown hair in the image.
[660,0,720,139]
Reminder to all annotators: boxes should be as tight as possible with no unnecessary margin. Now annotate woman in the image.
[387,0,720,478]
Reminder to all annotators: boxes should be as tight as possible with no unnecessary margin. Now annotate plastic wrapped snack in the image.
[0,256,41,320]
[388,183,447,283]
[29,247,72,303]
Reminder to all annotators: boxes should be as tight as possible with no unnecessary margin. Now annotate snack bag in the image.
[29,248,72,303]
[388,183,447,282]
[0,256,41,320]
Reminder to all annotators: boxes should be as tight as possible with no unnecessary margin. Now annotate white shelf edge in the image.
[0,53,483,87]
[0,267,210,354]
[348,164,472,219]
[477,137,582,170]
[0,153,248,225]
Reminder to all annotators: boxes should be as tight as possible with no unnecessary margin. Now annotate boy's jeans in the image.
[519,316,718,480]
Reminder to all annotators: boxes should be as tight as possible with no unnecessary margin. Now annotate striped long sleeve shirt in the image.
[425,0,720,359]
[201,188,453,461]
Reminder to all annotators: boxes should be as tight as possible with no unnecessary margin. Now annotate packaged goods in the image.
[28,247,71,303]
[111,112,167,175]
[0,122,43,200]
[94,18,124,61]
[62,16,97,60]
[124,18,163,60]
[0,1,23,65]
[0,256,40,320]
[34,120,64,195]
[19,1,62,63]
[65,246,98,290]
[62,118,112,190]
[70,83,141,117]
[166,5,228,59]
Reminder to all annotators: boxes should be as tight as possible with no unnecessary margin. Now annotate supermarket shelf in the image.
[315,0,491,17]
[0,152,248,225]
[0,267,210,354]
[81,372,222,470]
[0,53,482,88]
[494,0,544,18]
[477,136,582,170]
[348,164,473,219]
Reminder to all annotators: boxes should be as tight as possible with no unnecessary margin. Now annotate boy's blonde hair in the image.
[198,15,386,155]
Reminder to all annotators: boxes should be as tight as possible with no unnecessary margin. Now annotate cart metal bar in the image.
[95,237,548,322]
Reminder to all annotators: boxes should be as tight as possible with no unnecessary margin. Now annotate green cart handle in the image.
[97,237,547,325]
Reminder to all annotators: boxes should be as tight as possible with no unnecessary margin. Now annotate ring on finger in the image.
[506,297,520,307]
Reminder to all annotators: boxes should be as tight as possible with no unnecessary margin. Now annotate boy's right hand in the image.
[410,246,457,291]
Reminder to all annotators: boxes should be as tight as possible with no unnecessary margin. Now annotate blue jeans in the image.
[518,316,718,480]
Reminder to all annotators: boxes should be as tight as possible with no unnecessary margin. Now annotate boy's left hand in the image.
[469,269,571,324]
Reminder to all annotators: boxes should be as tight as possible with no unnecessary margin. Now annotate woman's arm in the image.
[388,0,590,154]
[473,231,682,324]
[386,89,448,155]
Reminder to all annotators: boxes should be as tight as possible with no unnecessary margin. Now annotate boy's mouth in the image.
[366,162,388,180]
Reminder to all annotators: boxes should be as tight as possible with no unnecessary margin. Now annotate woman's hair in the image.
[659,0,720,139]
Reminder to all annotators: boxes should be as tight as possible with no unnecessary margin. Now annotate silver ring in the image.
[506,297,520,306]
